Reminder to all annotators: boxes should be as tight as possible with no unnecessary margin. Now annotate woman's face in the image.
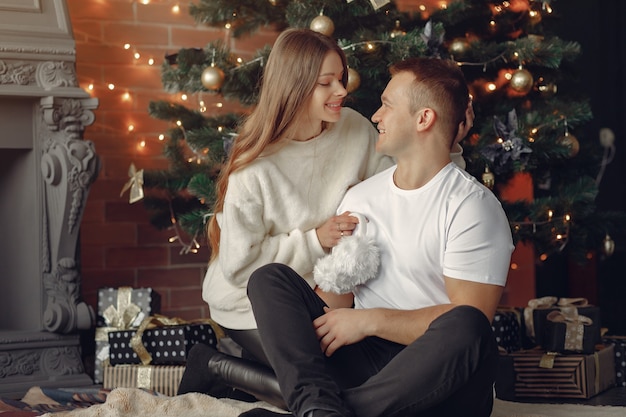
[297,51,346,137]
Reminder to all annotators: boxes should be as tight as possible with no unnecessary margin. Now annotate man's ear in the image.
[416,108,436,132]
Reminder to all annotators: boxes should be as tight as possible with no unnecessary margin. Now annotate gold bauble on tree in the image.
[535,76,557,98]
[510,67,534,94]
[390,20,406,38]
[201,65,225,90]
[449,38,470,59]
[602,233,615,257]
[310,13,335,37]
[558,132,580,158]
[481,165,495,189]
[346,68,361,93]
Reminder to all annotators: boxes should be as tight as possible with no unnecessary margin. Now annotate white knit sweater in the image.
[202,107,394,329]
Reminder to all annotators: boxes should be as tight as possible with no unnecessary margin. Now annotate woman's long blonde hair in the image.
[207,28,348,261]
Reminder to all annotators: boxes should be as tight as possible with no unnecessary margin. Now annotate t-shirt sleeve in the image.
[443,190,514,286]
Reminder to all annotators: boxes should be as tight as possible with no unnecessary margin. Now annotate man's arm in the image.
[314,278,503,355]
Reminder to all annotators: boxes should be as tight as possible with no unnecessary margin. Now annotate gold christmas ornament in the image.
[390,20,406,38]
[510,68,534,94]
[482,165,495,189]
[449,38,470,59]
[310,13,335,37]
[201,65,225,90]
[602,233,615,257]
[536,76,557,98]
[346,68,361,93]
[558,132,580,158]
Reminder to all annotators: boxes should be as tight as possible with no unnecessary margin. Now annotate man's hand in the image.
[313,307,369,356]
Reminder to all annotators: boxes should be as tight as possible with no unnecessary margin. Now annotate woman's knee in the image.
[247,263,299,299]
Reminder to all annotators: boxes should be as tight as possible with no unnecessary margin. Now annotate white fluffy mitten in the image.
[313,213,380,294]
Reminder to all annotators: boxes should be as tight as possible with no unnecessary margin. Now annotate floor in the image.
[512,386,626,406]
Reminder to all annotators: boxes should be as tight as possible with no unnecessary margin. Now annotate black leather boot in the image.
[208,352,287,410]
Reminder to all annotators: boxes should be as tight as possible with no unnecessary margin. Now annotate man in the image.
[241,57,514,417]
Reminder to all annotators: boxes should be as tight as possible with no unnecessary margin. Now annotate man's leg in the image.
[343,305,498,417]
[247,263,357,417]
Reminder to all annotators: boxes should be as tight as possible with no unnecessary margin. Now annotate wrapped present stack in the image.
[493,296,618,400]
[94,287,161,385]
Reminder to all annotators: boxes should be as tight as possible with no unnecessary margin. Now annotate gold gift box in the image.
[103,364,185,396]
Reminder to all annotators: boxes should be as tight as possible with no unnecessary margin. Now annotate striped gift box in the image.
[496,344,616,399]
[103,364,185,396]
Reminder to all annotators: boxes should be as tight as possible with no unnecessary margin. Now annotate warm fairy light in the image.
[217,126,223,132]
[88,84,94,91]
[489,20,496,27]
[122,92,131,101]
[531,128,538,134]
[419,5,426,11]
[124,44,131,50]
[225,23,232,29]
[187,157,194,163]
[367,43,375,50]
[556,234,564,240]
[128,124,135,132]
[439,1,448,9]
[108,83,115,90]
[548,209,553,219]
[487,83,497,91]
[148,58,155,65]
[529,10,539,19]
[140,0,150,4]
[510,263,518,270]
[176,120,182,126]
[172,4,180,13]
[158,134,165,141]
[544,3,553,13]
[504,72,512,80]
[139,140,146,147]
[496,137,503,144]
[134,52,141,60]
[528,137,535,143]
[539,253,548,261]
[565,214,571,221]
[181,94,188,101]
[216,102,223,108]
[237,57,243,64]
[169,236,178,243]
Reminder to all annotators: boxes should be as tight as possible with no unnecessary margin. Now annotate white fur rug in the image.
[40,388,625,417]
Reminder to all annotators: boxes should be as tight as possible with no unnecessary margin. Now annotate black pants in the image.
[248,263,498,417]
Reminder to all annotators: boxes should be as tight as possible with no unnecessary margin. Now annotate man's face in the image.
[371,72,418,158]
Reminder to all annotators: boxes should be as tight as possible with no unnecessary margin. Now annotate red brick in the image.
[81,222,137,246]
[170,27,224,48]
[82,199,105,223]
[106,246,169,268]
[105,200,153,223]
[137,3,198,26]
[103,23,170,46]
[81,245,104,269]
[169,243,210,266]
[67,0,134,21]
[169,287,205,309]
[137,267,204,288]
[137,223,176,246]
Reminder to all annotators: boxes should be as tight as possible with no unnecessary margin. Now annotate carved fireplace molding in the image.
[0,0,98,397]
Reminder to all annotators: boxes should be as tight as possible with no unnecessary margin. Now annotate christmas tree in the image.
[135,0,624,261]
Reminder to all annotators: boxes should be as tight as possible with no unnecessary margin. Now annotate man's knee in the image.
[434,305,494,344]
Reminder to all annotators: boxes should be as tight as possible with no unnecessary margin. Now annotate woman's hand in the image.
[316,211,360,250]
[454,100,475,144]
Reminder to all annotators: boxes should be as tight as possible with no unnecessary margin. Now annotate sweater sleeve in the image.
[217,171,325,287]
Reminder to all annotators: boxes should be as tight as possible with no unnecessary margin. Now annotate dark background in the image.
[537,0,626,335]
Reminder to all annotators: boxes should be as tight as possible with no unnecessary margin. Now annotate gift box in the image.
[103,364,185,396]
[94,287,161,384]
[108,322,219,366]
[495,344,616,400]
[523,297,601,352]
[491,307,523,353]
[602,335,626,387]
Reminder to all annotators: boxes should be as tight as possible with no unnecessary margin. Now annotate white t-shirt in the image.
[337,163,514,311]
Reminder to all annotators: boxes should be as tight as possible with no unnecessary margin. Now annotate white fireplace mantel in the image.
[0,0,98,397]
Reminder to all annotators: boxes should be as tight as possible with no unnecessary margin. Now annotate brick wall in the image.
[69,0,439,321]
[68,0,281,321]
